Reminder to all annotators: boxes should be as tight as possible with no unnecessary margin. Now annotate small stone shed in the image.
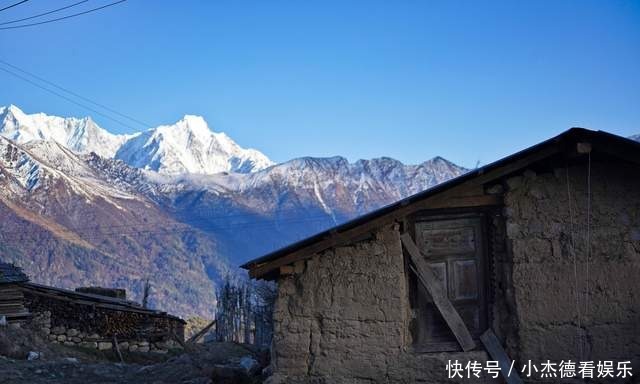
[22,283,186,353]
[242,128,640,383]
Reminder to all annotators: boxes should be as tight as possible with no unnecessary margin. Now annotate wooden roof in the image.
[0,263,28,284]
[242,128,640,280]
[22,283,186,323]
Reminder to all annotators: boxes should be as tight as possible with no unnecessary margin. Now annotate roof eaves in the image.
[241,128,639,271]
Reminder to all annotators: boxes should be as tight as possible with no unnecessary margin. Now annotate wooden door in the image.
[410,215,487,351]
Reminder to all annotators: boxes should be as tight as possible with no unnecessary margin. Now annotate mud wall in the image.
[268,159,640,383]
[269,224,491,384]
[503,161,640,370]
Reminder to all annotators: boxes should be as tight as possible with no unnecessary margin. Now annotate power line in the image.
[0,0,88,26]
[0,59,151,128]
[0,208,337,238]
[0,214,338,245]
[0,0,125,30]
[0,203,341,236]
[0,0,29,13]
[0,65,139,131]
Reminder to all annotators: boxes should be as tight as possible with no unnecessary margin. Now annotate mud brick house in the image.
[242,128,640,383]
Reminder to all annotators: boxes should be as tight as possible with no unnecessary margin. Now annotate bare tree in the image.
[142,278,151,309]
[214,276,275,346]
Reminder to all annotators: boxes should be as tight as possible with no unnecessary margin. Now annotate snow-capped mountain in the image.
[630,134,640,142]
[115,115,273,175]
[0,105,128,157]
[0,136,226,318]
[0,105,467,317]
[92,154,467,265]
[0,105,273,175]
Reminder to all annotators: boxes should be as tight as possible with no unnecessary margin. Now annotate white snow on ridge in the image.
[0,105,129,157]
[0,135,140,207]
[0,105,274,175]
[114,115,273,175]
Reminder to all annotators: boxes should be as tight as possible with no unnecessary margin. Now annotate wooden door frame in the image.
[405,210,490,353]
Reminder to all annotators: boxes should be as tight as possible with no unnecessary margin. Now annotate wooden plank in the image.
[250,189,501,279]
[469,144,560,186]
[401,232,476,351]
[2,311,30,318]
[187,319,216,344]
[480,329,523,384]
[171,330,187,349]
[0,296,25,301]
[112,335,125,363]
[21,286,170,317]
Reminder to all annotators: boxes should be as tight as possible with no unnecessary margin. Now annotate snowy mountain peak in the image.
[0,105,128,158]
[164,114,211,139]
[114,114,273,175]
[0,106,273,175]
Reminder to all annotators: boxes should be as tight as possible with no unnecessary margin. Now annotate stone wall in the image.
[503,161,640,370]
[24,288,185,354]
[269,224,491,383]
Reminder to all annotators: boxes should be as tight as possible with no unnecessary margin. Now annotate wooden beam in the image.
[187,319,216,344]
[112,335,125,363]
[480,329,523,384]
[413,194,502,210]
[279,265,295,275]
[401,232,476,352]
[590,140,640,167]
[251,225,372,278]
[171,330,187,349]
[469,144,560,186]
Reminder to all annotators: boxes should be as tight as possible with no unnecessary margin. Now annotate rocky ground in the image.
[0,326,269,383]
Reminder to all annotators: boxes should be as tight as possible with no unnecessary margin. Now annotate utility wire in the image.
[0,65,138,131]
[0,0,88,26]
[0,0,29,13]
[0,58,151,128]
[565,165,583,360]
[0,208,337,237]
[584,152,592,357]
[0,0,125,30]
[0,215,338,245]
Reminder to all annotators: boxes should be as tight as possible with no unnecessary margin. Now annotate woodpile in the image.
[0,284,30,323]
[21,282,185,354]
[0,262,30,323]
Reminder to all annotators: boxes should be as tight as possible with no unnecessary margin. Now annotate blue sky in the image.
[0,0,638,168]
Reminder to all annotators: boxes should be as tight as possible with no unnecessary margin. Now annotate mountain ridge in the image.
[0,105,273,175]
[0,136,226,318]
[0,105,470,318]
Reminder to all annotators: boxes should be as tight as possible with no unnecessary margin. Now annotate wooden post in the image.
[171,330,187,349]
[480,329,523,384]
[112,335,124,363]
[401,232,476,351]
[187,319,217,344]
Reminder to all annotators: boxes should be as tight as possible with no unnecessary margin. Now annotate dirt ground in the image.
[0,326,268,384]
